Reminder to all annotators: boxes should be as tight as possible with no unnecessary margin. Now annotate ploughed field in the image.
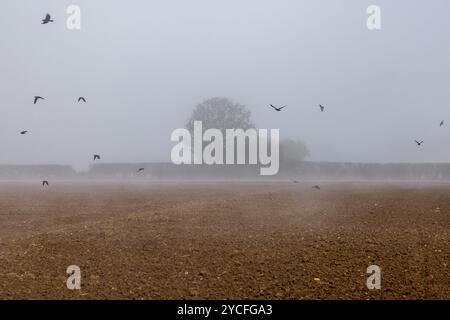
[0,182,448,299]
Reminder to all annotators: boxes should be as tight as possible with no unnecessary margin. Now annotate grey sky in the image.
[0,0,449,170]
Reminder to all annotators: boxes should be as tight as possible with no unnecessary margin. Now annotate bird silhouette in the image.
[292,180,300,183]
[137,168,145,173]
[312,185,321,190]
[42,180,49,187]
[270,104,286,111]
[319,104,325,112]
[93,154,101,161]
[20,131,28,135]
[34,96,44,104]
[78,97,86,103]
[440,120,444,127]
[41,14,53,24]
[415,140,424,146]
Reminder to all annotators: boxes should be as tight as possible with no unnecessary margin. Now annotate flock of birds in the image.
[270,102,446,190]
[32,11,149,187]
[34,13,445,189]
[27,96,110,186]
[270,102,445,149]
[27,60,145,186]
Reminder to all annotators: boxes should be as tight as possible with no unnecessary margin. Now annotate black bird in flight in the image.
[270,104,286,112]
[34,96,44,104]
[42,180,49,187]
[137,168,145,173]
[78,97,86,103]
[41,14,53,24]
[20,131,28,135]
[312,185,321,190]
[440,120,444,127]
[93,154,101,161]
[414,140,424,146]
[319,104,325,112]
[292,180,300,183]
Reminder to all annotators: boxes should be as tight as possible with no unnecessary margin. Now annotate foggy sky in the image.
[1,0,449,170]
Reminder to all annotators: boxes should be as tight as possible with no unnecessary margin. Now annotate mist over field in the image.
[1,0,450,173]
[0,1,449,302]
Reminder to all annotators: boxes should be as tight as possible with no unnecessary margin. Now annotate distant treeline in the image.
[2,162,450,181]
[0,165,77,179]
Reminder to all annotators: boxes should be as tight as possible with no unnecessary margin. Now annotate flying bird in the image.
[292,180,300,183]
[78,97,86,103]
[34,96,44,104]
[414,140,424,146]
[93,154,101,161]
[137,168,145,173]
[312,185,321,190]
[42,180,49,187]
[319,104,325,112]
[41,14,53,24]
[20,131,28,135]
[270,104,286,112]
[440,120,444,127]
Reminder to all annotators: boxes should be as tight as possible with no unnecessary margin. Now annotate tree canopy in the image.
[186,97,254,133]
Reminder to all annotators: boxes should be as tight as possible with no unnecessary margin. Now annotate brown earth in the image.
[0,181,448,299]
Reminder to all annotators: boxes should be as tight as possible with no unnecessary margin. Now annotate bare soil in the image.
[0,182,448,299]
